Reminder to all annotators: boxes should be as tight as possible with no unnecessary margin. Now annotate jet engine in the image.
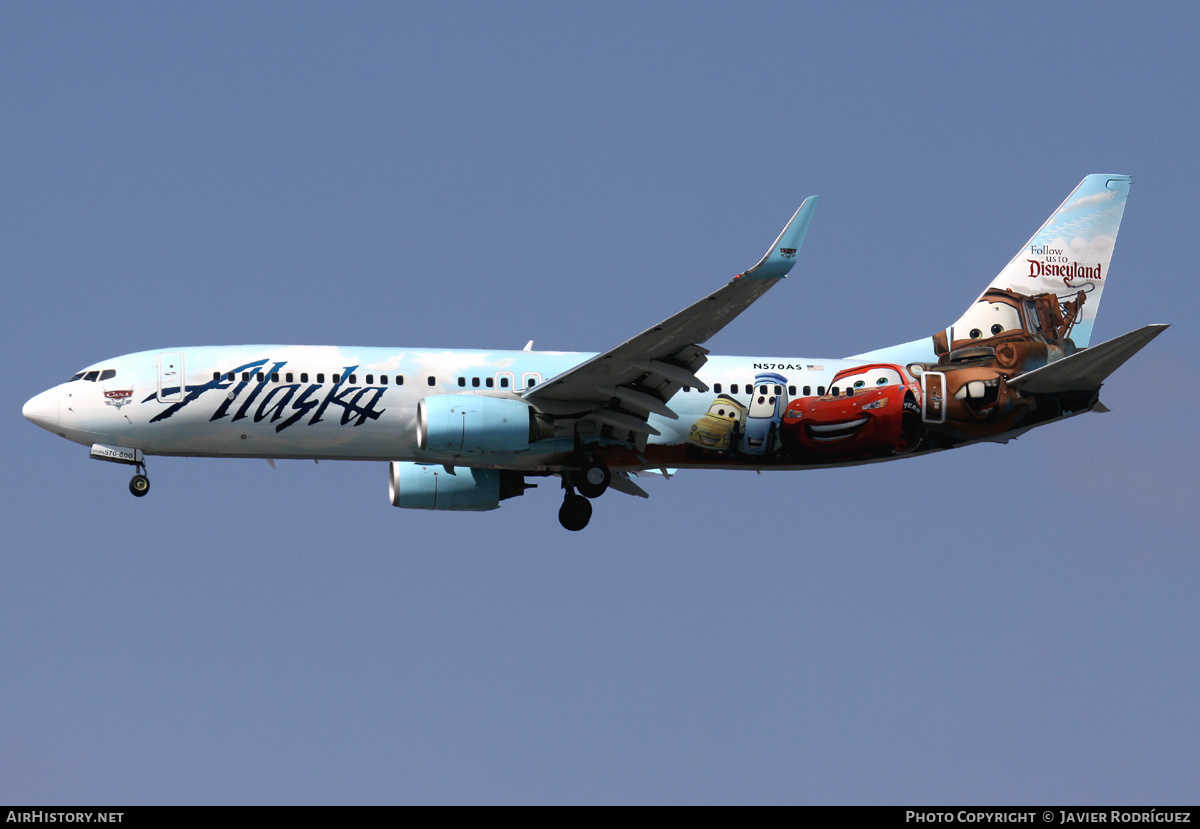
[416,395,539,456]
[388,461,531,511]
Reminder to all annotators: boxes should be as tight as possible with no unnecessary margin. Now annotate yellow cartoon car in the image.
[687,394,747,453]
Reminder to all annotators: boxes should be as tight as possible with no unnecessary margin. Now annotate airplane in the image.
[22,174,1167,531]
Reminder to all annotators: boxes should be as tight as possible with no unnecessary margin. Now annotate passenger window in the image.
[333,374,341,384]
[831,386,839,396]
[499,377,509,389]
[300,373,308,383]
[380,375,387,385]
[846,387,854,397]
[213,372,221,381]
[285,373,293,383]
[428,376,436,386]
[803,385,811,396]
[242,372,251,382]
[485,377,494,388]
[714,383,722,393]
[818,386,826,396]
[759,385,767,394]
[270,373,279,382]
[683,386,690,393]
[730,384,738,394]
[317,373,325,383]
[527,377,536,388]
[458,377,466,387]
[227,372,236,381]
[472,377,480,388]
[349,374,357,384]
[396,375,404,385]
[774,385,782,395]
[256,373,264,382]
[788,385,795,395]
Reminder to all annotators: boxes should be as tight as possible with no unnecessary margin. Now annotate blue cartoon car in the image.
[740,372,789,457]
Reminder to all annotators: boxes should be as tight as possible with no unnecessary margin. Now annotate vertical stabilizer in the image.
[951,175,1130,350]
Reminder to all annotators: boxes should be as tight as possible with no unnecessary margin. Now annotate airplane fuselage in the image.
[24,344,881,472]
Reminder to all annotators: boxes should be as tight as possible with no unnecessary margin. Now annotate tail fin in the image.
[940,175,1131,352]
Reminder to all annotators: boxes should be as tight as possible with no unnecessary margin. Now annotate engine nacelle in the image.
[388,461,529,511]
[417,394,537,456]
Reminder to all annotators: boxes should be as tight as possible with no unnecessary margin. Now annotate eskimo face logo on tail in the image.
[140,358,387,432]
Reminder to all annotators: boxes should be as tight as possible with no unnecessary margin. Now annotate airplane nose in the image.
[22,388,60,433]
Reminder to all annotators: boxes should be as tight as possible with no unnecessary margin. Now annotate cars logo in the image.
[104,389,133,409]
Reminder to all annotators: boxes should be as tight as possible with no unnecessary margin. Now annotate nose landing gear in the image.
[128,462,150,497]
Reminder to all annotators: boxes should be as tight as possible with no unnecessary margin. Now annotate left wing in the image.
[524,196,818,443]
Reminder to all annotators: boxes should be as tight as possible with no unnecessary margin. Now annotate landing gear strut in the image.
[559,438,609,529]
[128,462,150,497]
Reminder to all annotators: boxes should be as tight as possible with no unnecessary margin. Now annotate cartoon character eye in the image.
[991,323,1004,335]
[876,376,888,385]
[758,396,765,404]
[717,409,725,416]
[969,328,983,339]
[853,380,865,388]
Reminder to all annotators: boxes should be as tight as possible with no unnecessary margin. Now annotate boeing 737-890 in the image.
[23,175,1165,530]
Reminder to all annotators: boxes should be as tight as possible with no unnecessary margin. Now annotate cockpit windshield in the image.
[70,369,116,382]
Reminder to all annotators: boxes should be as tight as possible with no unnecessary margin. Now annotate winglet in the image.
[737,195,819,280]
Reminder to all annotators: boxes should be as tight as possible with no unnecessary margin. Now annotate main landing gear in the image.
[575,458,611,499]
[558,491,592,532]
[128,462,150,498]
[557,455,610,531]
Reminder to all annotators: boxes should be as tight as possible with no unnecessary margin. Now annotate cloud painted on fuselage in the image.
[141,358,387,432]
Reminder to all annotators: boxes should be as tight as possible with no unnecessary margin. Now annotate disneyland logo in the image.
[1027,259,1102,284]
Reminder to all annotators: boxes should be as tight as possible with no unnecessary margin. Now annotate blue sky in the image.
[3,2,1198,804]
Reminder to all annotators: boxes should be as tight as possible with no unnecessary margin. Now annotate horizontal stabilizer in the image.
[1009,324,1168,394]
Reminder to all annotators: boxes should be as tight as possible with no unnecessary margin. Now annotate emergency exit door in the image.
[157,353,184,403]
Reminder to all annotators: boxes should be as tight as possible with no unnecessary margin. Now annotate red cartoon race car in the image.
[781,363,923,461]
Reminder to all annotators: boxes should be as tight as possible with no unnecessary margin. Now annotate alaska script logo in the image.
[140,358,387,432]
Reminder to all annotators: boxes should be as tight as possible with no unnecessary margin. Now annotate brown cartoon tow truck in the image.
[915,287,1087,441]
[933,287,1085,372]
